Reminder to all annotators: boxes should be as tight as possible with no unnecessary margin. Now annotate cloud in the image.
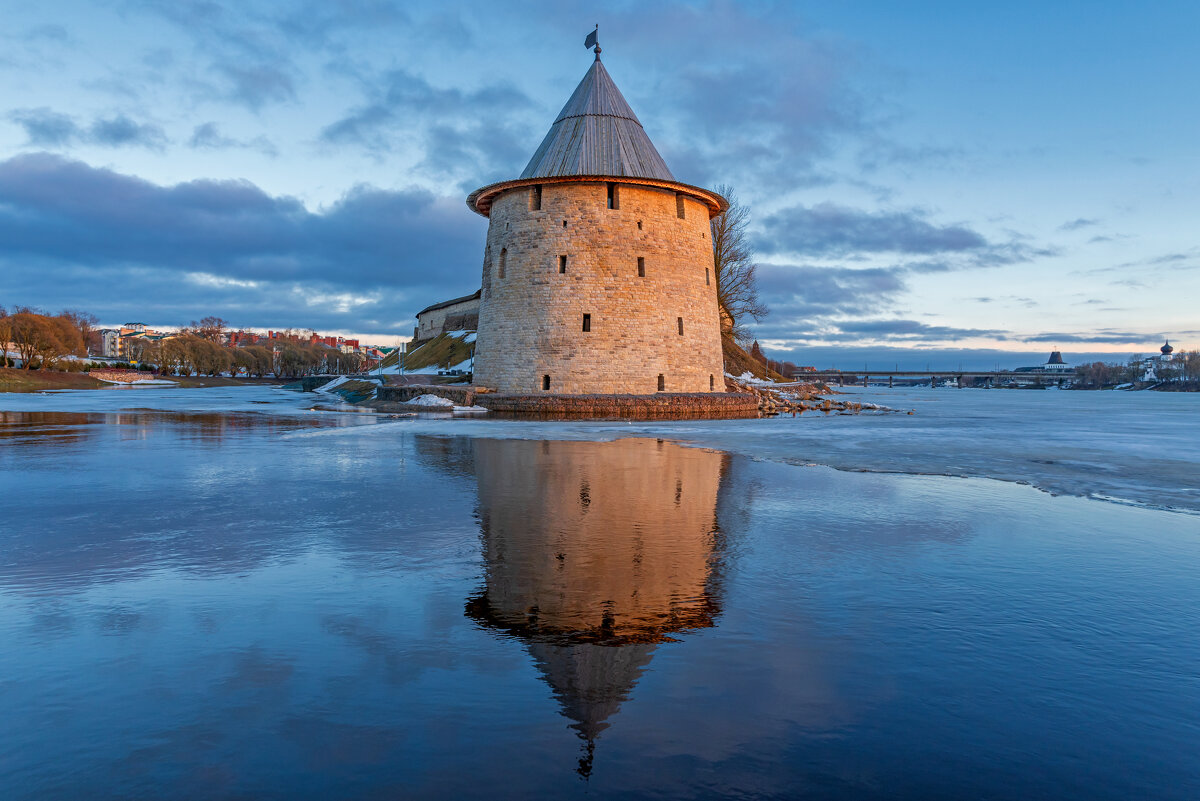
[757,263,909,320]
[140,1,300,110]
[0,153,485,334]
[833,319,1011,341]
[1058,217,1099,231]
[319,68,536,183]
[7,108,168,150]
[89,114,169,149]
[1020,331,1160,344]
[188,122,278,156]
[25,24,69,42]
[213,63,296,109]
[760,202,987,257]
[7,108,78,146]
[275,0,410,46]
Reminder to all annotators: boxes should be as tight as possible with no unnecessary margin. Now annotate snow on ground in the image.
[313,375,353,393]
[377,363,441,375]
[95,378,179,386]
[407,394,455,407]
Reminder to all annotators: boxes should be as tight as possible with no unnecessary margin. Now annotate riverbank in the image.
[0,368,105,392]
[0,368,284,393]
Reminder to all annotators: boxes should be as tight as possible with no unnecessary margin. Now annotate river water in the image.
[1,385,1198,799]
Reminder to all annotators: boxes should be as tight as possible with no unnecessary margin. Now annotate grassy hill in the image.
[723,334,787,382]
[380,332,474,372]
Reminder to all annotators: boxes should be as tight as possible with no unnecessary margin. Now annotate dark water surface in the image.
[1,400,1198,799]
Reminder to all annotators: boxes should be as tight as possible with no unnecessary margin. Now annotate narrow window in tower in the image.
[562,220,567,228]
[498,248,507,279]
[607,182,619,209]
[710,374,715,391]
[657,374,665,392]
[706,267,710,285]
[637,220,643,230]
[559,255,567,274]
[543,375,551,391]
[677,317,684,336]
[530,184,542,211]
[582,313,591,332]
[676,193,686,219]
[637,257,645,278]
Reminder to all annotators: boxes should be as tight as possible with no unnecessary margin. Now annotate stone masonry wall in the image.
[473,181,725,394]
[417,297,480,340]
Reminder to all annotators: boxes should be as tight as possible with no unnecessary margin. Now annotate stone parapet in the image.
[476,392,758,419]
[376,384,476,406]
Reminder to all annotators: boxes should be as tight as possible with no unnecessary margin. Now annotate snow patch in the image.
[408,394,455,407]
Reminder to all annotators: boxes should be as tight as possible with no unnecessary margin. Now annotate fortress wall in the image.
[473,181,725,395]
[416,297,479,340]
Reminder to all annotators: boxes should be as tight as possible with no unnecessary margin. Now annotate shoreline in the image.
[0,367,284,393]
[1,381,1196,514]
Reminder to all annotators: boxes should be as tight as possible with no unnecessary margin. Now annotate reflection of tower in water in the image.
[464,438,730,777]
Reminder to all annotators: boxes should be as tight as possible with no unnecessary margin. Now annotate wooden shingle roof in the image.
[519,56,675,181]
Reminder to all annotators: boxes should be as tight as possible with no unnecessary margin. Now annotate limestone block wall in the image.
[474,181,724,394]
[416,297,480,340]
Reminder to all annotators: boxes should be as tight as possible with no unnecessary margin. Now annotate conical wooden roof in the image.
[519,57,675,181]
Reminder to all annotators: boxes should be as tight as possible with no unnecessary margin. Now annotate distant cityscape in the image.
[98,322,397,366]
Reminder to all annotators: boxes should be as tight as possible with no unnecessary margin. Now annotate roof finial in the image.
[584,24,600,60]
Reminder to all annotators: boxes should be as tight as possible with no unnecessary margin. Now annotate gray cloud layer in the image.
[8,108,168,150]
[0,153,484,333]
[760,202,987,257]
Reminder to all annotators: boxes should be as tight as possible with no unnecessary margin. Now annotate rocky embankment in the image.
[88,369,168,384]
[724,376,889,416]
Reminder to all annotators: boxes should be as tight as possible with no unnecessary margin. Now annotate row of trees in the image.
[0,308,92,369]
[2,307,367,377]
[123,335,366,378]
[1073,352,1200,387]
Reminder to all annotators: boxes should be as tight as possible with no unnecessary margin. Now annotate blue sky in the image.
[1,0,1196,367]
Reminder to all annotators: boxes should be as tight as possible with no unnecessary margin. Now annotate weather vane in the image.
[584,24,600,59]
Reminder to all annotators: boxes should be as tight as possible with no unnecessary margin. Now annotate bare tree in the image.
[190,316,230,343]
[711,184,768,340]
[62,309,100,356]
[6,312,82,369]
[0,309,11,367]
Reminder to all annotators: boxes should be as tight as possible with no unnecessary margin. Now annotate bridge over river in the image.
[796,370,1076,388]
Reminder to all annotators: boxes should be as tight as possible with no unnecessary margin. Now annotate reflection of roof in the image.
[520,56,674,182]
[526,642,656,743]
[415,289,481,317]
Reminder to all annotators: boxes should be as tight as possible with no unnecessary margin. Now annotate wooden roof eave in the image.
[465,175,730,219]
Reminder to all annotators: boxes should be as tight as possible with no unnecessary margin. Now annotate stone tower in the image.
[466,48,729,395]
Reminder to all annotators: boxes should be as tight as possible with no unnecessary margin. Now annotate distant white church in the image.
[1140,341,1178,381]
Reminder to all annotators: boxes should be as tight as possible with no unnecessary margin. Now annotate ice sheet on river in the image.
[3,384,1198,513]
